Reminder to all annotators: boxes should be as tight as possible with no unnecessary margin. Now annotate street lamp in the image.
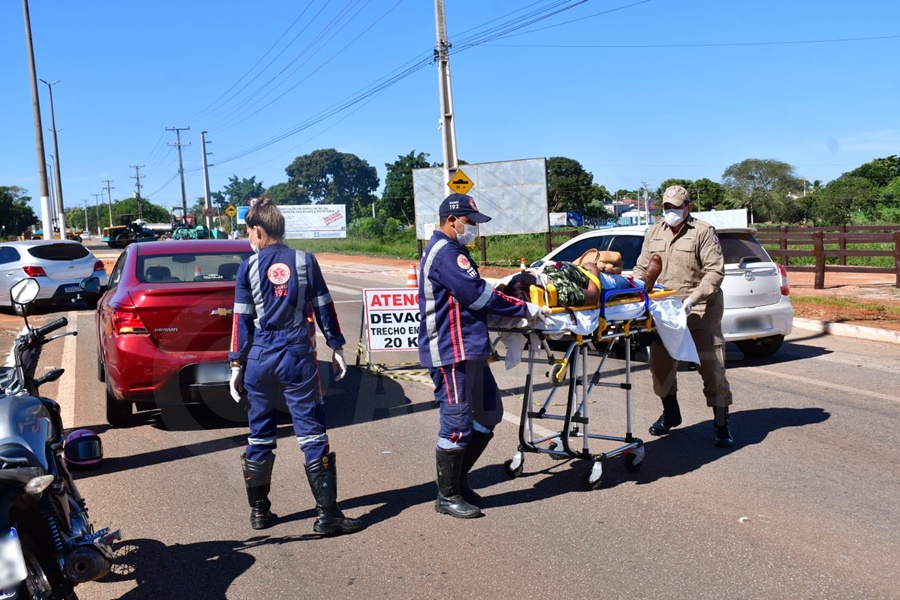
[39,78,67,238]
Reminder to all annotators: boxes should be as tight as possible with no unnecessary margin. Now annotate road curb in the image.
[792,317,900,345]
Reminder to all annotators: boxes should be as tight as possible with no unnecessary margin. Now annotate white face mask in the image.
[250,243,259,254]
[663,208,685,227]
[454,220,478,246]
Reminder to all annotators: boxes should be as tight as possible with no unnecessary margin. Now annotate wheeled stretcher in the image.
[489,286,676,490]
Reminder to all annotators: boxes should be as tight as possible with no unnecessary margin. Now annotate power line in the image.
[486,33,900,49]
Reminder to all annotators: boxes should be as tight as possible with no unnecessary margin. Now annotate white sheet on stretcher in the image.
[491,297,698,369]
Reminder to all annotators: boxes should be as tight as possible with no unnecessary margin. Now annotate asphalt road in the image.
[5,256,899,600]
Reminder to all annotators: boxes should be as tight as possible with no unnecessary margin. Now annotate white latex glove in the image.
[229,365,245,403]
[683,298,694,316]
[332,348,348,382]
[525,302,551,321]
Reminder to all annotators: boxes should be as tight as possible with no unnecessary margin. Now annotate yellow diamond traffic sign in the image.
[225,204,237,218]
[447,169,473,195]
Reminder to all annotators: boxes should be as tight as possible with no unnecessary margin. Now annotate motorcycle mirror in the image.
[80,276,101,293]
[10,278,40,306]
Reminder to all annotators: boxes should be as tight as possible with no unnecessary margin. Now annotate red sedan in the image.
[96,239,253,425]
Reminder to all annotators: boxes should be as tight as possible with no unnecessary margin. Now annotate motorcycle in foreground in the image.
[0,278,120,599]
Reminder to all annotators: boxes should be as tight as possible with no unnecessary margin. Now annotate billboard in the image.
[237,204,347,238]
[413,158,548,239]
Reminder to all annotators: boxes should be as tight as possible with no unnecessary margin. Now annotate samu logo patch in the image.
[267,263,291,285]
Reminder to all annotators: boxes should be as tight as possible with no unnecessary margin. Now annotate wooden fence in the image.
[752,225,900,289]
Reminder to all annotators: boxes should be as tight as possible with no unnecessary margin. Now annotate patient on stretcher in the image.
[505,262,640,308]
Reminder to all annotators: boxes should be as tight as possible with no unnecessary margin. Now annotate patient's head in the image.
[504,272,538,302]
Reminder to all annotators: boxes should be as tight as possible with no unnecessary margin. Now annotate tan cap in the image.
[662,185,690,207]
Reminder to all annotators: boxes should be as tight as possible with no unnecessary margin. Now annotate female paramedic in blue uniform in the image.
[229,197,362,535]
[419,193,549,519]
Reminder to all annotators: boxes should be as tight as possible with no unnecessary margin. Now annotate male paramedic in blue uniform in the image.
[419,193,549,519]
[229,197,362,535]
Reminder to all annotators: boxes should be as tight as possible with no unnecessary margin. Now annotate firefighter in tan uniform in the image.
[633,185,734,447]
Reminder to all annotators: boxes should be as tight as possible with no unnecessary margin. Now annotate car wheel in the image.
[97,352,105,383]
[736,335,785,358]
[106,378,133,427]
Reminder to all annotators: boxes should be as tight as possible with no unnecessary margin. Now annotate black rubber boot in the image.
[304,452,363,535]
[435,448,482,519]
[241,453,276,530]
[648,395,682,436]
[459,431,493,506]
[713,406,734,448]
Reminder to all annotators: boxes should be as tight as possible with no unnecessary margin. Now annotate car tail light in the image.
[22,266,46,277]
[94,260,105,272]
[113,306,149,335]
[777,264,790,296]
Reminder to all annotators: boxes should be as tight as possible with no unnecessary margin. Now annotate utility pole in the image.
[103,180,115,228]
[200,131,213,231]
[83,199,89,233]
[167,126,190,221]
[130,164,145,220]
[40,78,67,238]
[434,0,458,187]
[91,192,103,233]
[22,0,53,240]
[641,181,649,225]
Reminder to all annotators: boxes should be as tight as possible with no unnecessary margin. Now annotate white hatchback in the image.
[526,225,793,358]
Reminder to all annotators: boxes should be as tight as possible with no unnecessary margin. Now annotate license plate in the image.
[64,285,80,294]
[0,528,28,592]
[195,362,230,384]
[738,317,764,331]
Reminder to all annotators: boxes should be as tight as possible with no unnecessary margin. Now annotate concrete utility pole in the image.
[200,131,213,231]
[434,0,458,187]
[91,192,103,234]
[22,0,53,240]
[103,180,114,228]
[167,127,191,221]
[83,199,89,233]
[130,164,145,220]
[641,181,649,225]
[40,78,67,238]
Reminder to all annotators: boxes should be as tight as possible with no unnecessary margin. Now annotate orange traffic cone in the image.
[406,262,419,288]
[520,257,526,271]
[194,265,202,279]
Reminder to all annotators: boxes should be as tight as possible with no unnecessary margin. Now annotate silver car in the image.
[0,240,109,314]
[523,225,794,358]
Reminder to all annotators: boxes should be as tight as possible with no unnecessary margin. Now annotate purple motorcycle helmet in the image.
[63,429,103,468]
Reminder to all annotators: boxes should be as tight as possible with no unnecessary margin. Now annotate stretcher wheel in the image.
[584,461,603,490]
[549,363,566,386]
[624,445,645,472]
[504,453,524,478]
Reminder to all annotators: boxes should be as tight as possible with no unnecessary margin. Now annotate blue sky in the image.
[2,0,898,221]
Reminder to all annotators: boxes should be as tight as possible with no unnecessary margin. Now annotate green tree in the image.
[382,150,433,225]
[0,186,38,237]
[264,181,309,206]
[690,178,725,211]
[844,155,900,189]
[66,197,174,231]
[722,158,803,223]
[210,175,266,210]
[546,157,595,213]
[285,149,379,220]
[812,176,879,226]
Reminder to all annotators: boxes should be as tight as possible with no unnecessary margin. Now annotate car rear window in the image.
[137,252,251,283]
[718,232,771,265]
[27,243,89,261]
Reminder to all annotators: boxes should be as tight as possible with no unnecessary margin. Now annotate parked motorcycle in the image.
[0,277,120,599]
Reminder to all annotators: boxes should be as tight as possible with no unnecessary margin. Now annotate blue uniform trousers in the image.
[430,360,503,449]
[244,330,328,463]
